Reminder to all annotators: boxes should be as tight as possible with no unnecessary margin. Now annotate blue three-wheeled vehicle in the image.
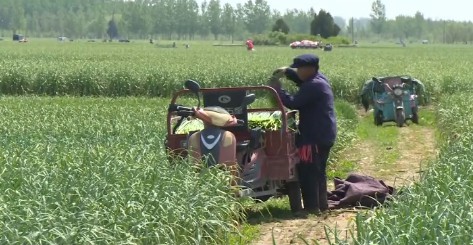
[360,76,425,127]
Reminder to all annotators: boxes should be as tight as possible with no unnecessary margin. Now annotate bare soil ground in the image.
[251,111,438,245]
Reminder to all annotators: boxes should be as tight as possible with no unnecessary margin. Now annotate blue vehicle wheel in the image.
[412,107,419,124]
[375,110,384,126]
[396,109,405,127]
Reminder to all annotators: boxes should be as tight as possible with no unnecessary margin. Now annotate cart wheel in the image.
[286,181,302,212]
[412,107,419,124]
[396,109,405,127]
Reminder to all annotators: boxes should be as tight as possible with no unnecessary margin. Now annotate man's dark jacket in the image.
[276,72,337,147]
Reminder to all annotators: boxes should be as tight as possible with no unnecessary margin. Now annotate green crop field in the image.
[1,40,473,100]
[349,94,473,245]
[1,39,473,244]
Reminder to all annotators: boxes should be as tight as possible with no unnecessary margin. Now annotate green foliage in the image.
[329,100,358,167]
[324,36,351,45]
[243,0,271,34]
[272,18,290,34]
[251,33,350,46]
[252,32,280,45]
[370,0,387,34]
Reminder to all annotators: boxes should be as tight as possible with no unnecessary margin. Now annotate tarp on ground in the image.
[328,173,395,209]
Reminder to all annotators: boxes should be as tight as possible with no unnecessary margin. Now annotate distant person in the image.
[246,39,254,51]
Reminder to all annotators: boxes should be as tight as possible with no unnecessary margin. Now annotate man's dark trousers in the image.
[296,144,332,212]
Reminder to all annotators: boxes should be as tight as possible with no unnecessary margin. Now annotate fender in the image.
[393,97,404,110]
[188,128,236,167]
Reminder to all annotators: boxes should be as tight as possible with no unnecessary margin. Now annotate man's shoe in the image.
[292,210,309,218]
[304,208,321,215]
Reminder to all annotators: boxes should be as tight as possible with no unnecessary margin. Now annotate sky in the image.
[198,0,473,22]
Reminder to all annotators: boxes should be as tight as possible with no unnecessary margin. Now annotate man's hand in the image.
[284,67,304,86]
[272,66,288,78]
[268,75,282,89]
[267,66,288,89]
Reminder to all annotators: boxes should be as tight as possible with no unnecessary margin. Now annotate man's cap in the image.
[289,54,319,68]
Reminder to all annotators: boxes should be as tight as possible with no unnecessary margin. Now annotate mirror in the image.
[184,79,201,108]
[241,93,256,106]
[184,79,201,94]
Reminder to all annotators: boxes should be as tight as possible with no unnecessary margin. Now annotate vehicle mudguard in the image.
[187,128,237,167]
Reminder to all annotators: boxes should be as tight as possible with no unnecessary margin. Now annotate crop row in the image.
[1,43,473,102]
[350,93,473,244]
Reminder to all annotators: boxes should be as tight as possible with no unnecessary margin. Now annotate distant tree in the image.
[88,12,107,39]
[221,3,236,40]
[310,12,319,36]
[272,18,289,34]
[395,15,415,39]
[333,16,346,31]
[207,0,222,40]
[347,17,354,34]
[10,1,26,35]
[332,22,341,37]
[310,10,340,38]
[282,9,313,34]
[243,0,271,34]
[413,11,425,39]
[370,0,386,34]
[107,17,119,39]
[198,1,211,38]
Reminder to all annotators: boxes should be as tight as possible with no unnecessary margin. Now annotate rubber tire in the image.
[375,110,384,126]
[254,195,272,203]
[286,181,303,212]
[412,107,419,124]
[396,109,405,127]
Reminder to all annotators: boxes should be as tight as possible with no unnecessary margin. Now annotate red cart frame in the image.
[165,85,299,180]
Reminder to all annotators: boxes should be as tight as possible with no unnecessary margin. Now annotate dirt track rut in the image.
[251,113,437,245]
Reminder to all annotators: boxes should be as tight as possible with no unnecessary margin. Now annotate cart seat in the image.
[380,77,403,89]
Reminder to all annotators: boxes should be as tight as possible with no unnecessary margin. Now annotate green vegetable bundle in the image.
[174,111,296,134]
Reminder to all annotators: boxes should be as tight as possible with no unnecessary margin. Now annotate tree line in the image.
[0,0,472,43]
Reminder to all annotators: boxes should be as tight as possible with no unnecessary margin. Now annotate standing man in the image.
[269,54,337,214]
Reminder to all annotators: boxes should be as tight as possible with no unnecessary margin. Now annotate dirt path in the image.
[251,110,438,245]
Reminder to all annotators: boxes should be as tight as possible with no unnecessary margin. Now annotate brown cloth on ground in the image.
[328,173,395,209]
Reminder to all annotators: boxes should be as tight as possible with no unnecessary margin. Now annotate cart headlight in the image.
[393,88,403,96]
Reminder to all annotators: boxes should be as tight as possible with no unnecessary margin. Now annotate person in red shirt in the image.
[246,39,254,51]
